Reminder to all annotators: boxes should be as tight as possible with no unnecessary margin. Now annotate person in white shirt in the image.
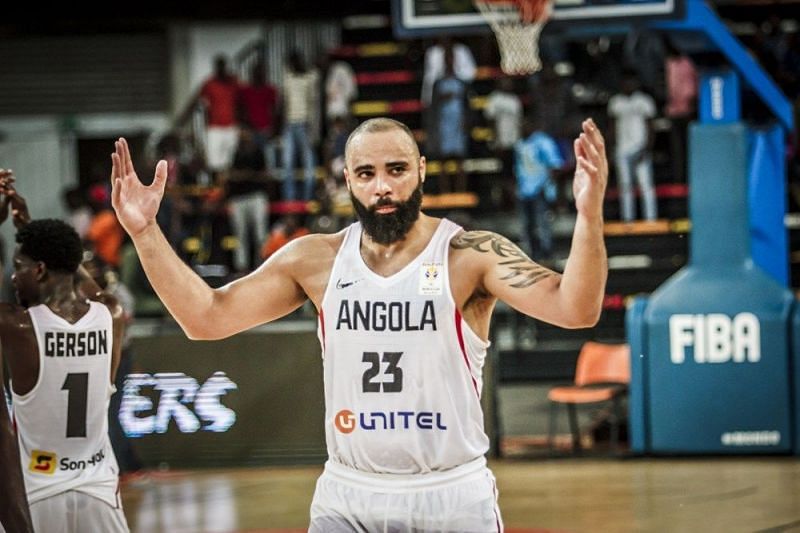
[325,59,358,125]
[607,72,658,222]
[485,76,524,177]
[421,37,476,108]
[109,115,608,531]
[281,50,320,201]
[484,77,523,152]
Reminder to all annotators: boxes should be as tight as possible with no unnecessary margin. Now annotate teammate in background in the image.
[0,170,34,533]
[110,116,607,530]
[0,359,34,533]
[0,175,129,532]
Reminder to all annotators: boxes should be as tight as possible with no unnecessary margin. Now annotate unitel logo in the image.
[333,408,447,433]
[334,410,357,434]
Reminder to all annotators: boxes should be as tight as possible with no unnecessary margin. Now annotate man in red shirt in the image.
[239,61,280,175]
[198,56,240,175]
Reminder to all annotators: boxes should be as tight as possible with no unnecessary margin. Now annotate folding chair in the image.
[547,341,630,453]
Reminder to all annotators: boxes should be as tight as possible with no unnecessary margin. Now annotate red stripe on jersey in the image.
[318,310,326,354]
[454,309,479,398]
[492,477,502,532]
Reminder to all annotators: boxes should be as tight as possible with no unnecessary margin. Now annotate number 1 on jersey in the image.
[62,373,88,438]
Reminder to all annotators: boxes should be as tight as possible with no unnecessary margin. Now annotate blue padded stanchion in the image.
[640,123,793,453]
[626,296,649,454]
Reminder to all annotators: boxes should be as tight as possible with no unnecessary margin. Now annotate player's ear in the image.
[419,156,426,184]
[343,165,352,192]
[35,261,46,281]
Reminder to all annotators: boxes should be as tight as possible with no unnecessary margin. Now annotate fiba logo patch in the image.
[419,262,443,295]
[424,265,438,279]
[334,409,356,434]
[29,450,57,474]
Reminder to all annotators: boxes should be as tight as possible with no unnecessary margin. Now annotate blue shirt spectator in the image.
[514,130,564,199]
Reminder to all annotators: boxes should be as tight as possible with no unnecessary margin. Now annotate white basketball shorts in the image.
[29,490,129,533]
[309,456,503,532]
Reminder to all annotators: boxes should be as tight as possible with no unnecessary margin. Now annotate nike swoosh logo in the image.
[336,278,362,289]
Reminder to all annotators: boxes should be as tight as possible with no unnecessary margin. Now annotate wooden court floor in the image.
[120,457,800,532]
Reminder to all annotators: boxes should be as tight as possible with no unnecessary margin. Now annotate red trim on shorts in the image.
[492,478,502,532]
[454,309,479,398]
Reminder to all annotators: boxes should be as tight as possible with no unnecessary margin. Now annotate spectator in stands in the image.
[62,186,92,239]
[421,37,476,109]
[664,43,697,183]
[239,60,280,175]
[607,71,658,222]
[87,183,125,267]
[154,132,194,251]
[322,117,353,218]
[623,29,665,101]
[422,37,476,183]
[260,215,309,260]
[429,46,471,193]
[183,55,241,177]
[776,32,799,99]
[529,64,578,143]
[324,58,358,127]
[575,37,622,105]
[514,118,564,261]
[225,127,270,273]
[484,76,523,172]
[760,13,789,69]
[324,116,351,182]
[281,50,320,201]
[119,236,164,317]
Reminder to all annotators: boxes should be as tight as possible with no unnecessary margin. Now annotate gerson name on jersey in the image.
[44,330,109,357]
[335,300,437,332]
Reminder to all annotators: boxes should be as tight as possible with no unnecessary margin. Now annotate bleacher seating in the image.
[327,16,700,382]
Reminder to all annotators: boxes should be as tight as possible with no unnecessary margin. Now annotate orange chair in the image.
[548,342,630,453]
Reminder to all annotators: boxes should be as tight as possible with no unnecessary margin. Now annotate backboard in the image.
[392,0,684,38]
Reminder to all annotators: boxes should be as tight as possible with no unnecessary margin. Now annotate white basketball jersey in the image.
[319,219,490,474]
[12,301,120,506]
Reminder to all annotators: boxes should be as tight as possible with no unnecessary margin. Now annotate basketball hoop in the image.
[473,0,552,75]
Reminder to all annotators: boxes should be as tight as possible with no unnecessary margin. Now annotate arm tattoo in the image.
[451,231,556,288]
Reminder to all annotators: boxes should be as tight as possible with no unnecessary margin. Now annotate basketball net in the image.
[473,0,552,75]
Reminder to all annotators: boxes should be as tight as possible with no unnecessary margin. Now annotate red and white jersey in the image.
[12,301,120,506]
[318,219,490,474]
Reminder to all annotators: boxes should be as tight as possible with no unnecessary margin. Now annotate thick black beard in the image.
[351,185,423,245]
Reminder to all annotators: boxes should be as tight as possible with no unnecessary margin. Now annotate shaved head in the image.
[344,118,420,169]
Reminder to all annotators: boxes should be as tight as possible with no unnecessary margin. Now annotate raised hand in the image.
[0,170,30,228]
[0,169,13,225]
[110,137,168,237]
[572,118,608,220]
[9,188,30,229]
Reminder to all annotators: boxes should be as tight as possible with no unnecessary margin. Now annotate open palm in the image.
[572,119,608,220]
[111,138,168,237]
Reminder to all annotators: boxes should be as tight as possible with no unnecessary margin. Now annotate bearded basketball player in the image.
[110,116,607,531]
